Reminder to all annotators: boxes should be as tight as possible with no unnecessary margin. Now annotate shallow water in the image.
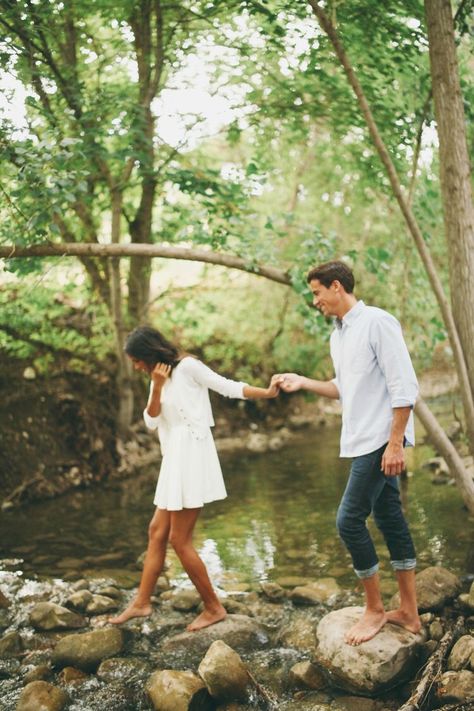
[0,421,472,592]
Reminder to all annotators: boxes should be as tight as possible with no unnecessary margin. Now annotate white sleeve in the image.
[371,315,419,408]
[182,358,248,399]
[143,382,160,430]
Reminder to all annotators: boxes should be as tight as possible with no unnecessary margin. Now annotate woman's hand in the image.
[266,375,281,398]
[150,362,171,388]
[272,373,304,393]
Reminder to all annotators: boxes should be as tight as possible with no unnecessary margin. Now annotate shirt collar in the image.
[335,300,365,329]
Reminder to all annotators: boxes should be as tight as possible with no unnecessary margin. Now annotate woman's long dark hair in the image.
[125,326,181,370]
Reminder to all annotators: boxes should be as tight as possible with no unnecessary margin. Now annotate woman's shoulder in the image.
[175,355,203,376]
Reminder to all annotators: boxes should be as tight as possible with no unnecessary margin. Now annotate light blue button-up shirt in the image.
[330,300,418,458]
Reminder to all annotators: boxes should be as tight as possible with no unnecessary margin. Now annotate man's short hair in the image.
[306,260,355,293]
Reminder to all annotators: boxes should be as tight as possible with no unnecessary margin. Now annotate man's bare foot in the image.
[345,609,387,646]
[108,602,152,625]
[386,609,421,634]
[186,607,227,632]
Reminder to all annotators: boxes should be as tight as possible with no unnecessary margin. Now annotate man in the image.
[275,260,421,646]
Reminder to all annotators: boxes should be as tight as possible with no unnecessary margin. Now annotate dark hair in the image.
[306,260,355,293]
[125,326,180,369]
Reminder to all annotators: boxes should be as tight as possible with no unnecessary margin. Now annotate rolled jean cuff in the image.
[354,563,379,579]
[391,558,416,571]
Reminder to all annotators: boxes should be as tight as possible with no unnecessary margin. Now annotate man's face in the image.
[309,278,340,316]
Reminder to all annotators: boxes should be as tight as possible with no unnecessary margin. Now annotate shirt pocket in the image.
[350,345,374,374]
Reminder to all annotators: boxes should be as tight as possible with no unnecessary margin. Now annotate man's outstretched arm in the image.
[272,373,340,399]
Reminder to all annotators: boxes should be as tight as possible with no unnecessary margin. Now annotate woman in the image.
[110,326,279,631]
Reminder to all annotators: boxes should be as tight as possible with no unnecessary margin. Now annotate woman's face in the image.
[128,356,152,374]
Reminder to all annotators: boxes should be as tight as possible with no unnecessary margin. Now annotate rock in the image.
[23,665,52,683]
[52,627,124,672]
[161,614,269,663]
[58,666,89,684]
[96,586,121,600]
[314,606,424,695]
[171,589,201,612]
[448,635,474,671]
[23,367,36,380]
[0,609,11,631]
[16,681,68,711]
[198,640,249,701]
[260,582,286,602]
[290,578,341,605]
[390,567,461,612]
[422,456,449,474]
[0,590,11,609]
[0,631,23,658]
[429,619,444,641]
[70,579,89,592]
[0,658,20,678]
[86,594,119,615]
[222,598,252,616]
[97,656,150,683]
[246,433,268,453]
[289,661,327,690]
[65,590,93,612]
[29,602,87,631]
[147,669,213,711]
[331,696,378,711]
[277,615,317,653]
[435,669,474,703]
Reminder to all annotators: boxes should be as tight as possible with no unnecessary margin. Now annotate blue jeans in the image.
[336,443,416,579]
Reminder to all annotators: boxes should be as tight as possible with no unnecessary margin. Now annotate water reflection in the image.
[0,424,472,589]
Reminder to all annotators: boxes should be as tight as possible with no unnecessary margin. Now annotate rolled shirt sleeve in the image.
[371,314,419,408]
[183,358,248,399]
[143,407,160,430]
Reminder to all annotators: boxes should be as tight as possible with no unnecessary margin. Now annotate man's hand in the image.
[272,373,305,393]
[381,442,405,477]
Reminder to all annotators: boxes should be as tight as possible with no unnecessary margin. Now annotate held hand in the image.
[273,373,304,393]
[381,442,405,477]
[150,362,171,387]
[266,377,281,398]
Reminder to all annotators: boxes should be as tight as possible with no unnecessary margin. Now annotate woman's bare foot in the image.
[386,609,421,634]
[345,609,387,646]
[109,602,152,625]
[186,606,227,632]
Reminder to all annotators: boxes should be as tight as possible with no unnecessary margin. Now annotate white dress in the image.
[143,357,247,511]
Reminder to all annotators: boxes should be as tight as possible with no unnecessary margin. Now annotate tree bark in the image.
[424,0,474,451]
[0,242,291,285]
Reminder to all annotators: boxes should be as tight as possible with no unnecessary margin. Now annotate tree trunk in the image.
[424,0,474,452]
[110,191,134,439]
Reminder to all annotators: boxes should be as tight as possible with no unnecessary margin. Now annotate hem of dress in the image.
[154,494,227,511]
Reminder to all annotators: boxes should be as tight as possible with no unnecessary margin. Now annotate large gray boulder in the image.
[29,602,86,631]
[51,627,124,672]
[314,606,424,695]
[16,681,69,711]
[390,566,461,612]
[198,640,249,701]
[147,669,213,711]
[161,614,269,663]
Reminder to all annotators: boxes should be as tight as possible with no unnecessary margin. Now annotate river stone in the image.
[58,666,89,684]
[16,681,69,711]
[0,609,11,631]
[23,665,52,683]
[435,669,474,703]
[277,615,317,653]
[0,658,20,678]
[70,579,89,592]
[289,579,341,605]
[97,586,121,600]
[331,696,378,711]
[198,640,249,701]
[171,589,201,612]
[97,656,150,683]
[161,614,269,663]
[314,606,424,695]
[65,590,93,612]
[29,602,87,631]
[86,594,119,615]
[51,627,124,672]
[0,631,23,658]
[0,590,11,608]
[261,582,286,602]
[289,661,327,690]
[390,566,461,612]
[448,635,474,671]
[147,669,213,711]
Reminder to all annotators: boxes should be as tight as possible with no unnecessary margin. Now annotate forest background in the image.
[0,0,473,511]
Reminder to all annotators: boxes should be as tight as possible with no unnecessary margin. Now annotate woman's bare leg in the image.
[169,508,226,632]
[109,507,170,624]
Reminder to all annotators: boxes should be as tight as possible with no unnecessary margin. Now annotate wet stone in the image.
[0,631,23,658]
[171,589,201,612]
[435,669,474,703]
[391,566,461,612]
[289,661,327,690]
[29,602,86,631]
[0,590,11,609]
[65,589,93,612]
[52,627,125,672]
[16,680,69,711]
[96,585,121,600]
[0,609,11,631]
[58,665,90,684]
[97,656,151,683]
[86,594,119,615]
[0,658,20,678]
[23,664,52,683]
[448,635,474,671]
[147,669,213,711]
[261,582,286,602]
[290,579,341,606]
[198,640,249,701]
